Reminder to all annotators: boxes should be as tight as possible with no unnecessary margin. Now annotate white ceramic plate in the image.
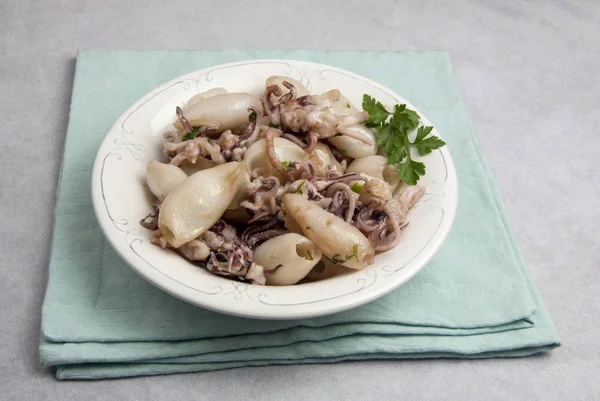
[91,59,458,320]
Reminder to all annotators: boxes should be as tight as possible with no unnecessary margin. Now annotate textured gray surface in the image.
[0,0,598,399]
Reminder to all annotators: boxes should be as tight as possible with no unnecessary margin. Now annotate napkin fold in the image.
[40,49,559,380]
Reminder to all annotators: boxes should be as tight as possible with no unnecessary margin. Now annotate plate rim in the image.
[91,58,458,320]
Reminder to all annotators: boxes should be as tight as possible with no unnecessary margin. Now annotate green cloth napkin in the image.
[40,49,560,380]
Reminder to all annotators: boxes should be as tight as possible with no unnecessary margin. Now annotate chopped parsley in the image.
[346,103,351,108]
[330,244,360,264]
[330,254,347,264]
[182,126,201,141]
[350,182,364,193]
[281,161,294,172]
[306,250,314,261]
[352,244,359,262]
[334,133,343,137]
[248,111,257,122]
[294,180,306,194]
[268,122,281,129]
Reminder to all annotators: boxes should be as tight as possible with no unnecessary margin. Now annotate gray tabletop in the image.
[1,1,598,399]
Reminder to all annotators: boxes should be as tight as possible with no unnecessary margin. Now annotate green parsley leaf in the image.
[350,183,364,193]
[306,250,314,261]
[415,125,433,142]
[397,158,426,185]
[243,142,249,148]
[362,94,391,127]
[268,122,281,129]
[376,123,396,155]
[346,103,351,108]
[413,126,446,156]
[388,133,410,166]
[248,111,257,122]
[390,104,419,132]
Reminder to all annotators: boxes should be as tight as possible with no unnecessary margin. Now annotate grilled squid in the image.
[389,182,426,224]
[253,233,322,285]
[307,142,344,177]
[264,81,376,152]
[158,162,247,247]
[173,93,263,133]
[145,161,188,201]
[283,194,374,269]
[312,89,378,158]
[177,157,218,175]
[183,87,229,113]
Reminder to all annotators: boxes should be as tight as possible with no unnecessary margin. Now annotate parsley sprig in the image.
[362,95,446,184]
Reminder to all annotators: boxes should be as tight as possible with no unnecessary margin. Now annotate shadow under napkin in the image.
[40,49,559,380]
